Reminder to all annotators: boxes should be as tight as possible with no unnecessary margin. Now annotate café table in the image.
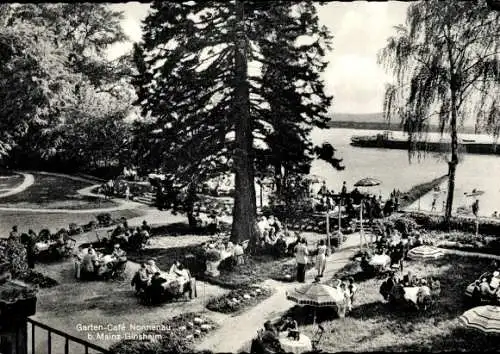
[279,332,312,354]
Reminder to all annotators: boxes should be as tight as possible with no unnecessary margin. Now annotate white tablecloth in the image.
[158,271,190,292]
[34,242,55,252]
[369,254,391,267]
[404,287,419,304]
[279,333,312,354]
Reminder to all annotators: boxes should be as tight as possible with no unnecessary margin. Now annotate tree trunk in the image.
[231,0,258,248]
[185,182,198,228]
[445,87,459,222]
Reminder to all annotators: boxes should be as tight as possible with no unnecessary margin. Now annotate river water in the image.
[309,128,500,217]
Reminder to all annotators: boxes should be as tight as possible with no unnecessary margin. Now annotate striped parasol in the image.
[286,282,344,307]
[459,305,500,333]
[407,245,444,260]
[354,177,381,187]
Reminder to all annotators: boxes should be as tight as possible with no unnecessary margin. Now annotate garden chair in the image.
[310,324,325,353]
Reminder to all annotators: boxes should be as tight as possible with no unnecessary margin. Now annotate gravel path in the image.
[0,172,34,197]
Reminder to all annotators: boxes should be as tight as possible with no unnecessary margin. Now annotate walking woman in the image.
[294,238,309,283]
[315,240,327,278]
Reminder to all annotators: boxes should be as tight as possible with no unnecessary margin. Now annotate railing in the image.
[27,318,110,354]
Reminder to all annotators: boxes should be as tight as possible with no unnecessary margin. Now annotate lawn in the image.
[0,173,24,191]
[281,254,498,352]
[0,209,145,237]
[0,173,118,210]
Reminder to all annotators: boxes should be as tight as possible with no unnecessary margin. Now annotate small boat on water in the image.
[350,131,500,155]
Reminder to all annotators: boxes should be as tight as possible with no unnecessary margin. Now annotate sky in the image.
[107,1,410,115]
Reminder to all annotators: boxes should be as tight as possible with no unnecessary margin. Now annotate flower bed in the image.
[17,270,59,288]
[206,285,273,314]
[401,211,500,236]
[109,312,218,354]
[430,231,500,256]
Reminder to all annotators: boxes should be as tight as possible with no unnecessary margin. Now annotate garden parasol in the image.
[354,177,382,250]
[407,245,444,260]
[459,305,500,334]
[286,282,344,324]
[407,245,444,273]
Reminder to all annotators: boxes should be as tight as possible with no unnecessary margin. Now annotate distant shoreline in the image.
[327,121,477,134]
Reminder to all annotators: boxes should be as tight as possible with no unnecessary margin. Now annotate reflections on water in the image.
[310,128,500,217]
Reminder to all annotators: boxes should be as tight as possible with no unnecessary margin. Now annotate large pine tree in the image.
[134,1,333,244]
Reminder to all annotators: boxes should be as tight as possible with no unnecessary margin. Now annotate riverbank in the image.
[399,174,448,210]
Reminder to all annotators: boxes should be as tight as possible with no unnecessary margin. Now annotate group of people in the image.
[330,276,358,314]
[380,271,441,311]
[252,317,300,354]
[110,220,151,250]
[292,237,332,282]
[78,243,127,280]
[470,270,500,305]
[131,259,195,304]
[9,225,74,268]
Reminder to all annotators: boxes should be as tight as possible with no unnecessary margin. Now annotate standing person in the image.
[431,197,437,212]
[348,277,357,309]
[341,181,348,196]
[315,240,327,278]
[318,181,328,196]
[294,238,309,283]
[472,199,480,217]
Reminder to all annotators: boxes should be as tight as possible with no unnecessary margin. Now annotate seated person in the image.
[131,263,150,294]
[416,279,432,309]
[147,260,161,276]
[81,248,98,278]
[490,271,500,290]
[389,280,406,305]
[141,220,151,233]
[380,272,396,301]
[273,234,287,258]
[279,317,299,340]
[226,241,235,254]
[147,272,167,304]
[480,277,496,299]
[112,244,127,262]
[260,321,281,351]
[169,260,181,275]
[402,271,417,287]
[471,280,482,305]
[429,276,441,297]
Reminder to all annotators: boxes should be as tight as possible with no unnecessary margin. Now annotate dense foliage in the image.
[0,4,135,172]
[133,1,334,243]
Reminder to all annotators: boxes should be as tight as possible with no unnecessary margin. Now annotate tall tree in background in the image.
[255,2,337,196]
[379,0,500,221]
[134,1,333,244]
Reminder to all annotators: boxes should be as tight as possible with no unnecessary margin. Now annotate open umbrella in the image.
[407,245,444,260]
[460,305,500,333]
[354,178,382,187]
[286,282,344,324]
[354,177,382,250]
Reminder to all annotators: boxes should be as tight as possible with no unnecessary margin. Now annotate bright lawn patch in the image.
[0,209,145,237]
[0,173,117,209]
[281,254,497,352]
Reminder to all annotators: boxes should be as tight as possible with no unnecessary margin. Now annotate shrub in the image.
[206,286,272,313]
[96,213,112,227]
[0,239,28,277]
[18,270,58,288]
[205,249,221,262]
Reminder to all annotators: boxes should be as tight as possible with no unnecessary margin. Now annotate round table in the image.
[279,333,312,354]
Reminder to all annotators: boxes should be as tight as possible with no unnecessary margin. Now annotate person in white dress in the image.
[315,240,327,278]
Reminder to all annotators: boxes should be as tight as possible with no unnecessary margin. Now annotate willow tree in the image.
[379,0,500,221]
[135,1,333,244]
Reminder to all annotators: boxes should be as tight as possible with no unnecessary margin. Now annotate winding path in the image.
[0,173,35,198]
[0,171,147,213]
